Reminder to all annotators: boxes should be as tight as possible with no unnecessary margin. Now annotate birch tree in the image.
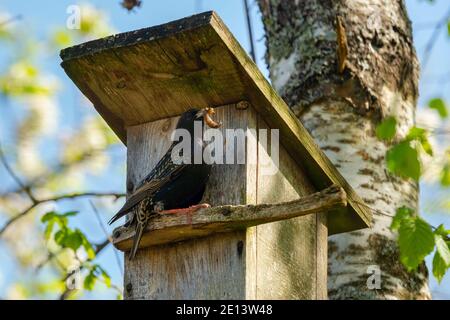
[257,0,431,299]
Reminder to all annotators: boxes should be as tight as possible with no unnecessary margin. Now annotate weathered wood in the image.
[249,115,324,299]
[60,11,371,235]
[124,106,252,299]
[122,106,331,299]
[112,185,346,251]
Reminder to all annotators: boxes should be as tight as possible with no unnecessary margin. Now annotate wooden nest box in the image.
[60,11,371,300]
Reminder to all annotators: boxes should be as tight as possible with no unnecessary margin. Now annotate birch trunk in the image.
[258,0,430,299]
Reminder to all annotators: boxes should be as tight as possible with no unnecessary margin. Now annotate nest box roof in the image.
[60,11,371,234]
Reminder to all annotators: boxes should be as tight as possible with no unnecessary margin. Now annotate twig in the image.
[414,21,441,31]
[59,239,111,300]
[354,200,450,242]
[2,149,104,196]
[0,140,37,203]
[416,123,450,136]
[243,0,256,62]
[89,200,123,277]
[35,250,59,272]
[0,192,125,236]
[421,7,450,71]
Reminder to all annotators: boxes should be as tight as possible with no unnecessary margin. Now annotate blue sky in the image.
[0,0,449,299]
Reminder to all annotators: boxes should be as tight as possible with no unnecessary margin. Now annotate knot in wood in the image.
[236,100,250,110]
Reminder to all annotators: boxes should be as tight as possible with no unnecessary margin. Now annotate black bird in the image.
[109,108,221,259]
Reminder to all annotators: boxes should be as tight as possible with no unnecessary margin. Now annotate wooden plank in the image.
[316,211,328,299]
[60,14,245,134]
[60,11,370,235]
[208,14,370,235]
[252,116,322,299]
[123,106,251,299]
[112,185,346,251]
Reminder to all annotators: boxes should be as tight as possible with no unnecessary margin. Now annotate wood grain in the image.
[122,105,333,300]
[60,11,370,235]
[124,106,252,299]
[250,116,324,299]
[112,185,346,251]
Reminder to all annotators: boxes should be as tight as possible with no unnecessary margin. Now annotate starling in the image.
[109,108,221,259]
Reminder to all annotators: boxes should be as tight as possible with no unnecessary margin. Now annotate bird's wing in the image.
[108,165,185,224]
[109,144,186,224]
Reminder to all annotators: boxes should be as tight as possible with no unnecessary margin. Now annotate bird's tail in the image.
[129,218,148,260]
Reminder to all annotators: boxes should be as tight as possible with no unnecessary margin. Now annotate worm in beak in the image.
[203,107,222,128]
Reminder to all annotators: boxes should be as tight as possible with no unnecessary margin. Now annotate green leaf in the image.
[435,224,450,237]
[376,116,397,141]
[398,217,435,271]
[428,98,448,118]
[41,211,56,223]
[91,265,111,287]
[391,206,414,231]
[441,165,450,187]
[386,141,421,181]
[41,211,72,227]
[44,220,55,240]
[83,270,97,291]
[435,235,450,266]
[64,230,83,251]
[63,211,78,217]
[420,137,433,156]
[406,127,427,140]
[448,20,450,37]
[54,229,67,245]
[82,237,96,260]
[433,251,448,283]
[406,127,433,156]
[101,269,111,288]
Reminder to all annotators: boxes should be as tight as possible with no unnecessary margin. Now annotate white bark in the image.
[258,0,430,299]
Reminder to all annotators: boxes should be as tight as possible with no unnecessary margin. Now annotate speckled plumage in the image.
[109,109,213,259]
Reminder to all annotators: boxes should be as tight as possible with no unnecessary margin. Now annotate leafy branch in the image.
[421,7,450,71]
[390,207,450,282]
[376,98,450,282]
[39,210,121,300]
[0,139,124,297]
[0,133,124,236]
[0,4,123,300]
[0,191,125,236]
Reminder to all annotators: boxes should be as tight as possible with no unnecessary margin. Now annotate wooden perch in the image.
[112,185,347,251]
[60,11,371,235]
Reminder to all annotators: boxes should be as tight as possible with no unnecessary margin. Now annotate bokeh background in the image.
[0,0,448,299]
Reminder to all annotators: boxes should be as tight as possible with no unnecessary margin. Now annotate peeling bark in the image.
[258,0,430,299]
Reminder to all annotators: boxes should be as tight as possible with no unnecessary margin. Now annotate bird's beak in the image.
[200,107,222,128]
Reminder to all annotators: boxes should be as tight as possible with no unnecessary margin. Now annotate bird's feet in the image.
[160,203,211,224]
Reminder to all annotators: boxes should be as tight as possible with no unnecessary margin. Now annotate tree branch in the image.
[243,0,256,62]
[0,140,37,202]
[2,149,105,196]
[90,200,123,277]
[421,7,450,71]
[0,192,125,236]
[113,185,347,251]
[58,238,111,300]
